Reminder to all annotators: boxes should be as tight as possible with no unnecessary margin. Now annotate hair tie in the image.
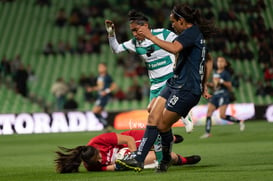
[172,10,184,19]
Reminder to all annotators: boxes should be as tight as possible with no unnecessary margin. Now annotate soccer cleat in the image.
[173,134,184,144]
[184,155,201,165]
[114,162,131,171]
[115,158,143,172]
[156,160,171,173]
[156,152,172,173]
[182,114,194,133]
[239,120,245,131]
[200,133,212,139]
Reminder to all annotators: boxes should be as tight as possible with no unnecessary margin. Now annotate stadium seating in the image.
[0,85,42,113]
[0,0,272,114]
[209,0,273,105]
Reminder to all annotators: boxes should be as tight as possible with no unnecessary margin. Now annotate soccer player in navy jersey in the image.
[88,63,117,130]
[115,3,216,172]
[200,56,245,139]
[105,10,195,165]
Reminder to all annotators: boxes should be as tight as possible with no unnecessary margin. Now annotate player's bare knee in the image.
[146,106,151,113]
[147,113,159,125]
[157,122,169,132]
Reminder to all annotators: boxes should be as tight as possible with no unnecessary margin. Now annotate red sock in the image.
[176,154,188,165]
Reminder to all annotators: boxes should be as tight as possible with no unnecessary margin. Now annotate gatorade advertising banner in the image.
[0,111,103,135]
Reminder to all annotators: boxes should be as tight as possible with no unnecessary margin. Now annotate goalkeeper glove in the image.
[123,151,137,160]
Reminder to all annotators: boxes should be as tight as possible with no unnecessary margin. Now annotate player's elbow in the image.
[113,48,125,54]
[111,48,119,54]
[171,49,180,54]
[167,47,180,54]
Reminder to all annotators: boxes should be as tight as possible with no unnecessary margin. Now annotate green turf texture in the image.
[0,121,272,181]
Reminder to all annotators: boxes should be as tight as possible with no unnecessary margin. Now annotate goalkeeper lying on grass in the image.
[55,130,200,173]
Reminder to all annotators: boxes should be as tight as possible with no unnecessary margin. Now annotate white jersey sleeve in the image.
[108,36,136,54]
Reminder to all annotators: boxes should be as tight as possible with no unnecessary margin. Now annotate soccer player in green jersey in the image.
[105,10,193,133]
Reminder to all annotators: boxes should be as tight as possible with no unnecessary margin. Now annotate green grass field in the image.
[0,121,272,181]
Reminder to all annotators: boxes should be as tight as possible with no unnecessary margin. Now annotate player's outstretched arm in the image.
[137,26,183,54]
[116,134,137,152]
[105,20,128,54]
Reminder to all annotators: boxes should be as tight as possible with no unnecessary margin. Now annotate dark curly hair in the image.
[172,4,217,39]
[54,146,99,173]
[128,9,148,25]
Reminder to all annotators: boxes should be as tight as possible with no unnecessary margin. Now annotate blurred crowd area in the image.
[0,0,272,112]
[48,0,273,87]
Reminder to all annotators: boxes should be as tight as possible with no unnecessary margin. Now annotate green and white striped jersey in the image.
[109,28,177,94]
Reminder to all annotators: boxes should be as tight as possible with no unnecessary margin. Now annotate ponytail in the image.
[54,145,98,173]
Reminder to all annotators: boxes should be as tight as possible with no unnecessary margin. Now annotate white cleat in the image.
[200,133,212,139]
[240,120,245,131]
[181,115,194,133]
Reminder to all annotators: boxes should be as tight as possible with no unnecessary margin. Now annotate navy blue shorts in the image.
[209,91,230,108]
[95,95,110,108]
[159,86,201,117]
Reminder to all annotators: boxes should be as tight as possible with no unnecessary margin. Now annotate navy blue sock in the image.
[205,116,212,133]
[94,113,108,127]
[225,115,240,123]
[160,129,173,162]
[136,125,158,162]
[160,129,173,147]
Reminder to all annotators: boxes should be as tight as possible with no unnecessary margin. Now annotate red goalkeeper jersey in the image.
[84,130,145,171]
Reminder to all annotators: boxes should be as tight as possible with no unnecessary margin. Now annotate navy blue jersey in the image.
[96,74,113,92]
[213,70,231,93]
[209,69,232,108]
[166,25,206,95]
[95,74,113,107]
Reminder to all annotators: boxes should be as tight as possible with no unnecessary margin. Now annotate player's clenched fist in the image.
[105,20,115,36]
[137,26,153,39]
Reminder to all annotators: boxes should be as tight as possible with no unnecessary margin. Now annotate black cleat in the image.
[173,134,184,144]
[184,155,201,165]
[156,160,172,173]
[115,158,143,172]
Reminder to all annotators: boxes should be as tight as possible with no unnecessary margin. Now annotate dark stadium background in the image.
[0,0,272,132]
